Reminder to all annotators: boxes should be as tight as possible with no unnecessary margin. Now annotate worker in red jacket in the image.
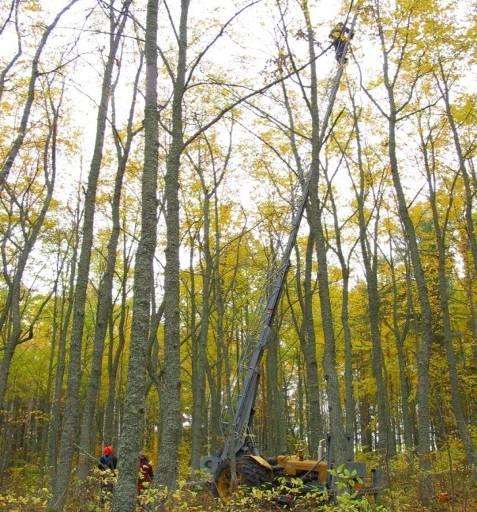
[137,453,154,493]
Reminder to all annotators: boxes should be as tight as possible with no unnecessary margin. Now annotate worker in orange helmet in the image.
[98,445,117,471]
[98,445,118,503]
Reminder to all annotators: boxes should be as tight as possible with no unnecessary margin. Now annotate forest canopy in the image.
[0,0,476,510]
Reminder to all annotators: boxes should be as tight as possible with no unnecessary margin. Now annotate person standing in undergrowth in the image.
[98,445,118,502]
[329,22,354,63]
[137,453,154,494]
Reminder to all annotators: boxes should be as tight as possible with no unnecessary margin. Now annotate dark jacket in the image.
[138,459,154,493]
[98,454,117,471]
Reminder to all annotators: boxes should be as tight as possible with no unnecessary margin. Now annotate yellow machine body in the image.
[275,454,327,484]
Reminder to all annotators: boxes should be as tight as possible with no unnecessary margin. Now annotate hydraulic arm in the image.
[219,12,357,465]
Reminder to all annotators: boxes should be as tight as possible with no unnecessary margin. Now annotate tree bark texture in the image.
[50,2,132,508]
[157,0,190,489]
[111,0,158,509]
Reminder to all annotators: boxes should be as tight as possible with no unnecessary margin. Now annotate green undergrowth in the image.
[0,450,476,511]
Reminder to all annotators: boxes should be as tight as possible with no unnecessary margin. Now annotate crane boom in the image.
[221,14,357,463]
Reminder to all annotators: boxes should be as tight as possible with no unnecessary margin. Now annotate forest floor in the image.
[0,454,476,511]
[0,483,476,512]
[0,477,476,512]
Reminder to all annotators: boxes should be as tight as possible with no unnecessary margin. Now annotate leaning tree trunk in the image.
[0,87,60,409]
[77,37,141,481]
[0,0,78,188]
[49,3,132,509]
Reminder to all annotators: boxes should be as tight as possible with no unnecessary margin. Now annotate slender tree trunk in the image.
[50,3,131,508]
[324,157,358,461]
[265,317,287,455]
[301,0,347,463]
[191,189,212,469]
[301,235,323,452]
[0,84,61,408]
[436,64,477,277]
[350,101,394,457]
[387,105,433,502]
[104,233,131,446]
[0,1,22,104]
[420,119,477,478]
[364,8,435,498]
[48,213,80,485]
[157,0,190,489]
[77,35,141,481]
[209,190,224,454]
[281,51,323,456]
[0,0,78,188]
[388,246,413,451]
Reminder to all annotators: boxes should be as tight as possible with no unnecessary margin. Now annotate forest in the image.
[0,0,476,510]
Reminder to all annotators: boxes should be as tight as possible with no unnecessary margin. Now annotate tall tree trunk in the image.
[362,5,435,499]
[209,188,224,454]
[436,63,477,278]
[265,319,287,455]
[157,0,190,489]
[349,99,394,457]
[191,189,212,470]
[104,231,131,446]
[77,36,142,481]
[387,245,413,451]
[0,81,61,408]
[420,117,477,478]
[324,155,358,461]
[387,108,433,503]
[301,0,348,463]
[280,53,323,457]
[50,2,131,508]
[111,0,159,509]
[300,235,323,453]
[48,207,80,485]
